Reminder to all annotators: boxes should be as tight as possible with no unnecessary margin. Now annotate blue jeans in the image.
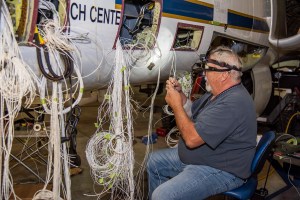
[147,148,245,200]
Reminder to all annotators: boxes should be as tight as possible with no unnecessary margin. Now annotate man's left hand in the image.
[165,81,183,110]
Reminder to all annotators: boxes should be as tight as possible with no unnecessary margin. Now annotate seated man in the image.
[147,46,257,200]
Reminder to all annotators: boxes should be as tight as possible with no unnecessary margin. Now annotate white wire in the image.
[162,105,174,116]
[279,156,300,198]
[85,40,135,199]
[0,1,37,199]
[32,7,83,199]
[165,127,180,148]
[134,56,162,200]
[39,64,84,115]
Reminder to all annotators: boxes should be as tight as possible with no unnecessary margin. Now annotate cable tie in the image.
[121,66,126,72]
[104,94,110,100]
[185,73,191,80]
[80,88,84,93]
[109,173,116,179]
[98,178,104,184]
[104,133,111,140]
[41,98,46,105]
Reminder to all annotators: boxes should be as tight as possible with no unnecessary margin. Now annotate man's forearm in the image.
[172,105,204,148]
[180,91,187,105]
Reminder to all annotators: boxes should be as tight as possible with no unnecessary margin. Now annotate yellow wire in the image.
[285,112,300,134]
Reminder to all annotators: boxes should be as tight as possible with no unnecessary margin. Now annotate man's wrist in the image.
[175,87,182,93]
[182,95,187,105]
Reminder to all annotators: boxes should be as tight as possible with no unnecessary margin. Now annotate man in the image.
[147,46,257,200]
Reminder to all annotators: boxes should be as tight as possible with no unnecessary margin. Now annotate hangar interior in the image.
[10,86,300,199]
[1,0,300,199]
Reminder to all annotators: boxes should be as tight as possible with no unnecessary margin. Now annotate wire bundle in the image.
[165,127,180,148]
[161,71,192,147]
[36,4,84,116]
[0,1,37,199]
[32,3,84,199]
[177,71,192,98]
[120,30,162,69]
[86,40,135,199]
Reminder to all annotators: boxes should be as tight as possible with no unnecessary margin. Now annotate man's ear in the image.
[220,72,230,82]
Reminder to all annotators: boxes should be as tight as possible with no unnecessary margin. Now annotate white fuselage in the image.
[20,0,270,87]
[19,0,273,115]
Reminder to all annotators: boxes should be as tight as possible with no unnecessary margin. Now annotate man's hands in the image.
[165,77,187,109]
[165,77,204,148]
[168,77,182,93]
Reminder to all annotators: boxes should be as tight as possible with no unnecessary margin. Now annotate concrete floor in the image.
[9,88,300,199]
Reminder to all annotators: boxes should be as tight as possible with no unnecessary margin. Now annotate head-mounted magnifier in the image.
[204,58,242,72]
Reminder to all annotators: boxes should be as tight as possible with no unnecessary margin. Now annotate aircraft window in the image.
[172,23,204,51]
[116,0,161,48]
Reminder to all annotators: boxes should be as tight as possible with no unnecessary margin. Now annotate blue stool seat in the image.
[222,131,275,200]
[223,177,257,200]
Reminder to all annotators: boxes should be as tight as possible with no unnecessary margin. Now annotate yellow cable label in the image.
[41,98,46,105]
[104,94,110,100]
[121,66,126,72]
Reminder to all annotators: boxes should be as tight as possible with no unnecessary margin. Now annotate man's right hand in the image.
[166,77,187,106]
[167,77,182,93]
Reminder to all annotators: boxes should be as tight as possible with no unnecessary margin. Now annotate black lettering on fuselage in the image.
[70,3,78,20]
[115,10,120,25]
[90,6,97,22]
[104,9,110,24]
[79,4,86,21]
[97,7,103,23]
[70,3,121,25]
[70,3,86,21]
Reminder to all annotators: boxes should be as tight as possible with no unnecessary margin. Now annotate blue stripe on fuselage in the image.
[115,0,269,32]
[115,0,213,21]
[228,12,269,32]
[163,0,213,21]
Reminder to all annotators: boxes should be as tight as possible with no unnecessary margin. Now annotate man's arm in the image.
[183,98,192,118]
[165,78,205,148]
[171,102,205,148]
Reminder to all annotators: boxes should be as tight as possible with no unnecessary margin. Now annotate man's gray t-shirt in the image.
[178,83,257,179]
